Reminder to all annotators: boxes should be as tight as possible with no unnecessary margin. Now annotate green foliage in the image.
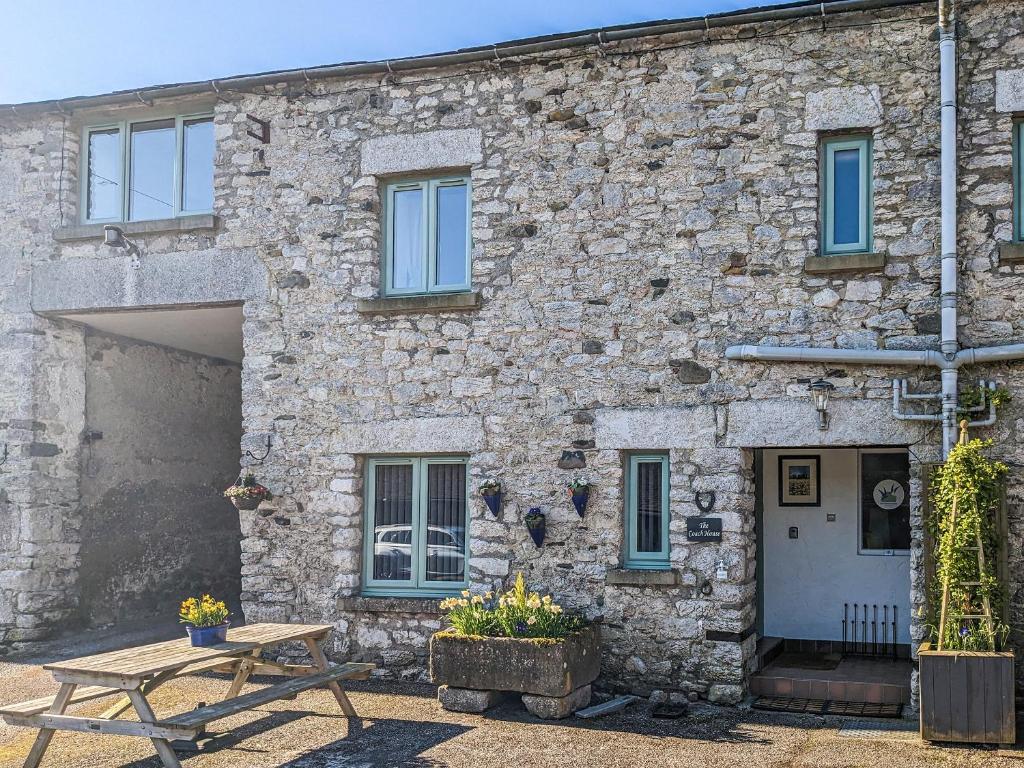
[958,385,1012,413]
[928,434,1009,651]
[440,573,585,640]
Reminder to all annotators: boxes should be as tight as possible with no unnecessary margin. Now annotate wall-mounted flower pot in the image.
[525,508,546,548]
[230,496,263,511]
[570,491,589,518]
[482,492,503,517]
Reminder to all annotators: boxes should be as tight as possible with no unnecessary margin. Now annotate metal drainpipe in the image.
[939,0,959,457]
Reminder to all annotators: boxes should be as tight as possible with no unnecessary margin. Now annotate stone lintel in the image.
[995,70,1024,113]
[998,242,1024,264]
[338,596,441,614]
[360,128,483,176]
[805,85,883,131]
[803,252,886,274]
[32,247,266,314]
[724,398,925,448]
[330,416,484,454]
[594,406,717,450]
[605,568,679,587]
[53,214,218,242]
[356,291,481,315]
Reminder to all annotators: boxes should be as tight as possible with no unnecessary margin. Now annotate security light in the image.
[102,225,141,258]
[808,378,836,430]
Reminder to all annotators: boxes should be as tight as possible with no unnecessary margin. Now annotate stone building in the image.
[2,0,1024,707]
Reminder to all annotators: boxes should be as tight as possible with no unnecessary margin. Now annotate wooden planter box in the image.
[430,625,600,697]
[919,642,1015,745]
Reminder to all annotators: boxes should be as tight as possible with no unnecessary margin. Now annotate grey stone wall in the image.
[78,333,243,626]
[3,0,1024,698]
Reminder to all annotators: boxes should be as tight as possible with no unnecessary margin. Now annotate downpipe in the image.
[938,0,959,456]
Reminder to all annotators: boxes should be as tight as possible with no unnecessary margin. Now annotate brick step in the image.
[749,672,910,705]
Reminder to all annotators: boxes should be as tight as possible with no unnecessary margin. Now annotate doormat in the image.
[772,652,841,670]
[837,720,918,740]
[752,696,903,719]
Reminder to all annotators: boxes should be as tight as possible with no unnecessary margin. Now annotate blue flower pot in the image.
[571,490,589,517]
[482,492,502,516]
[186,622,230,647]
[525,509,546,548]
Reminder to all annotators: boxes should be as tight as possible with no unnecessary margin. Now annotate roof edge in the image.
[2,0,931,117]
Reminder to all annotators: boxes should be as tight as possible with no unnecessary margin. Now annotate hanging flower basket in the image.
[479,480,503,517]
[567,479,590,517]
[525,508,546,548]
[224,472,273,511]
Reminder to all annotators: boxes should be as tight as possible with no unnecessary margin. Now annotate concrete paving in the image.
[0,625,1021,768]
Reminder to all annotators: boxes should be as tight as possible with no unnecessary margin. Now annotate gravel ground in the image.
[0,625,1022,768]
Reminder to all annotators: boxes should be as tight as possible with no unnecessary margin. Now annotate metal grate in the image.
[752,696,903,719]
[837,720,918,740]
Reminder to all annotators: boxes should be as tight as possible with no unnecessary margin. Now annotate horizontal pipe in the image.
[1,0,930,117]
[955,344,1024,366]
[725,344,945,367]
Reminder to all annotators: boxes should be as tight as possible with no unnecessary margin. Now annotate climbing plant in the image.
[958,384,1012,413]
[927,426,1009,652]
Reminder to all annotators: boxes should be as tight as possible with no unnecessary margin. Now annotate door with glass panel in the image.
[364,457,468,596]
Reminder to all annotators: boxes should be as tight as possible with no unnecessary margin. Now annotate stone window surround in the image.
[53,214,218,243]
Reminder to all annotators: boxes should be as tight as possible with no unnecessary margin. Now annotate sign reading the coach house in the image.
[686,517,723,542]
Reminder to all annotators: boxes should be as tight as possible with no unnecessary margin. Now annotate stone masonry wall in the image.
[5,0,1024,697]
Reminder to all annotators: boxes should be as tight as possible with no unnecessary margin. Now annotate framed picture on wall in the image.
[778,455,821,507]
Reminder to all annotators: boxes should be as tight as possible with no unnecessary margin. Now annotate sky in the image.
[0,0,797,105]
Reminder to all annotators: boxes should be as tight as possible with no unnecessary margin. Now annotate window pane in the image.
[435,183,468,286]
[832,147,862,245]
[129,119,176,221]
[182,118,214,212]
[425,463,466,582]
[861,453,910,551]
[373,464,414,581]
[635,461,664,554]
[87,129,121,220]
[391,188,423,291]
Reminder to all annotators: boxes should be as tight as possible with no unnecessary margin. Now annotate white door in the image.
[761,448,911,644]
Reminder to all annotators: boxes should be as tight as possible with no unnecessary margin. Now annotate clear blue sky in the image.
[0,0,796,104]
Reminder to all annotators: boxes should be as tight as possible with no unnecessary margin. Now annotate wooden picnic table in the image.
[0,622,374,768]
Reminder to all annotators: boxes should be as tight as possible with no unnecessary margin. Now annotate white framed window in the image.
[821,135,873,255]
[81,113,214,224]
[362,456,469,597]
[624,453,671,569]
[382,175,471,296]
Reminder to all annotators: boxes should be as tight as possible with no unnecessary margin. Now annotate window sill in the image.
[803,252,885,274]
[605,568,679,587]
[356,291,481,315]
[998,242,1024,264]
[53,214,218,243]
[340,596,443,614]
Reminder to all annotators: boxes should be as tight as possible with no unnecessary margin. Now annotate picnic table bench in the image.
[0,622,374,768]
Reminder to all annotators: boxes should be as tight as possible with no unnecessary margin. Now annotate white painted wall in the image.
[761,449,910,644]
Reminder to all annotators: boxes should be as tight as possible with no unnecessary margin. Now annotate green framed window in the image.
[1014,122,1024,241]
[382,175,471,296]
[81,114,214,224]
[821,136,872,255]
[362,456,469,597]
[624,454,671,569]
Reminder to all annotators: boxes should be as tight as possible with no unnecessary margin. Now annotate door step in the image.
[752,696,903,718]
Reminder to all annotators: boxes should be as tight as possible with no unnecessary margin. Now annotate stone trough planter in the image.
[430,625,601,719]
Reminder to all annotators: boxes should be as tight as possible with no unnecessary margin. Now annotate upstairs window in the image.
[624,454,671,569]
[363,456,469,597]
[821,136,872,255]
[383,175,471,296]
[82,114,214,224]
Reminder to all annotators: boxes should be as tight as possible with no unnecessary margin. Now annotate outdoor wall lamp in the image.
[102,225,141,259]
[808,378,836,430]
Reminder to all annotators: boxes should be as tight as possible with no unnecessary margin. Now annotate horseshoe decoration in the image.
[694,490,716,514]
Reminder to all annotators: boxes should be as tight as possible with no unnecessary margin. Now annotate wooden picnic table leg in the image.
[23,683,76,768]
[127,689,181,768]
[303,636,357,717]
[100,669,177,721]
[224,649,262,700]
